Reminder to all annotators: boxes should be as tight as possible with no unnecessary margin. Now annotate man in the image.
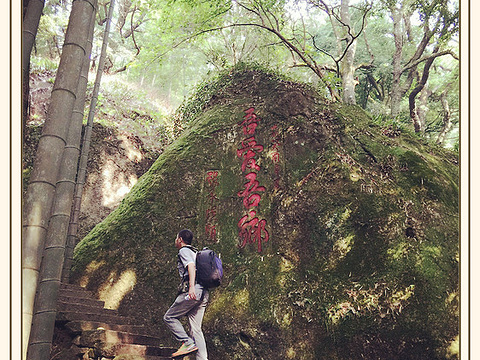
[164,229,209,359]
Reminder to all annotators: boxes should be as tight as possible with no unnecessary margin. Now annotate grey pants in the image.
[164,284,209,360]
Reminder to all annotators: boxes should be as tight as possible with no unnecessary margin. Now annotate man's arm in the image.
[187,262,197,300]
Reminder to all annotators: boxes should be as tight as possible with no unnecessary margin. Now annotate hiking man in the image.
[164,229,209,359]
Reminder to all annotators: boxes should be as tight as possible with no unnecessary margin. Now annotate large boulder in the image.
[72,68,459,359]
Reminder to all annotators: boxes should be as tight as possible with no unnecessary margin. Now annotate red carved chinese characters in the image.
[238,107,259,135]
[237,172,266,208]
[238,210,269,252]
[237,108,269,252]
[205,170,219,242]
[237,137,263,172]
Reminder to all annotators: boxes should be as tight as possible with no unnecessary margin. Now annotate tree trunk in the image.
[389,3,421,117]
[26,11,96,360]
[22,0,45,140]
[63,0,116,282]
[390,4,404,118]
[339,0,357,105]
[389,1,442,119]
[408,49,436,133]
[416,86,430,132]
[436,91,452,145]
[22,1,97,358]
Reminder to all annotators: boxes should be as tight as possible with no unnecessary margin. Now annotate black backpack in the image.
[183,246,223,289]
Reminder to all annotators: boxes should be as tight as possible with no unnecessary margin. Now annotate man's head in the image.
[176,229,193,247]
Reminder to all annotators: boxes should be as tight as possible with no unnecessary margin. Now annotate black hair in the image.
[178,229,193,245]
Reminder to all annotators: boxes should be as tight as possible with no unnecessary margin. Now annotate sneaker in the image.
[172,342,198,357]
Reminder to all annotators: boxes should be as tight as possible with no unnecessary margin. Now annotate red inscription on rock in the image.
[237,108,269,252]
[205,170,219,242]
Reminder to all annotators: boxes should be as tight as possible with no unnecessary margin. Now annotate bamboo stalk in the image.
[22,1,97,358]
[26,9,97,360]
[63,0,116,282]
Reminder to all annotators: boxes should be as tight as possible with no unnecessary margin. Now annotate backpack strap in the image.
[183,245,198,253]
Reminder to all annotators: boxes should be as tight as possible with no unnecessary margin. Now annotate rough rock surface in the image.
[72,69,459,359]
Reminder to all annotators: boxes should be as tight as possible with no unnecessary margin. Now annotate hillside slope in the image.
[72,68,459,359]
[24,70,166,239]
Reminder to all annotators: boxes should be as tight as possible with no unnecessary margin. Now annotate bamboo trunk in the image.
[63,0,116,282]
[22,1,97,358]
[26,10,97,360]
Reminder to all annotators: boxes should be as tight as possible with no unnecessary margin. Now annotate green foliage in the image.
[30,57,59,72]
[30,0,459,146]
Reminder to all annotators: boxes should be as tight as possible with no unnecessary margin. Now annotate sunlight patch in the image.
[99,269,137,310]
[233,289,250,310]
[327,234,355,270]
[118,134,143,162]
[446,335,459,359]
[102,158,138,207]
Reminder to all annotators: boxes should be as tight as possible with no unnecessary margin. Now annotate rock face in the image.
[72,69,459,359]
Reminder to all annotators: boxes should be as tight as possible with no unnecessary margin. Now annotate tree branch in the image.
[402,50,459,73]
[335,3,371,66]
[130,5,140,55]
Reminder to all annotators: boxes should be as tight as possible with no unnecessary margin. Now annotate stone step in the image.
[60,282,88,291]
[56,283,185,359]
[79,329,165,348]
[58,294,106,308]
[78,341,176,359]
[65,320,146,336]
[57,311,138,325]
[57,301,119,315]
[58,287,97,300]
[106,353,195,360]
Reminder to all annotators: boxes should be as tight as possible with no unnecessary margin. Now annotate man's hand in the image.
[188,285,197,300]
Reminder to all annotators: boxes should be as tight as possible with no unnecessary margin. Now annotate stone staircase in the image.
[53,283,191,360]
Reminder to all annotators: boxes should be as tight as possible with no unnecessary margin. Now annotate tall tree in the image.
[140,0,373,103]
[310,0,372,104]
[22,0,98,358]
[407,0,458,132]
[338,0,358,104]
[385,0,458,119]
[63,0,116,282]
[435,90,452,145]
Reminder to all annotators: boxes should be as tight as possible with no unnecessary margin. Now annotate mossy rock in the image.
[72,68,458,359]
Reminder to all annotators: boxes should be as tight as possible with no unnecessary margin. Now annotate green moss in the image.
[72,67,458,360]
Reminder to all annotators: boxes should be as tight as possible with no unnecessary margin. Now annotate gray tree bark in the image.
[26,10,97,360]
[388,0,456,119]
[436,91,452,145]
[22,0,97,358]
[389,2,406,118]
[63,0,116,282]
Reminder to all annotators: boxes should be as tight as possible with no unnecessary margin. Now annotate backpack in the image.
[183,246,223,289]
